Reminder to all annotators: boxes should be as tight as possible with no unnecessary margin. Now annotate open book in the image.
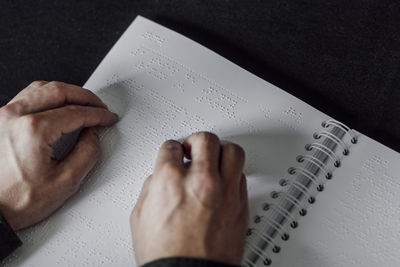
[5,16,400,267]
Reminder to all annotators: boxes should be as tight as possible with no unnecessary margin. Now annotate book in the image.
[5,16,400,267]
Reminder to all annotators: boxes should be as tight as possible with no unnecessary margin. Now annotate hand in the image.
[131,132,249,265]
[0,81,118,230]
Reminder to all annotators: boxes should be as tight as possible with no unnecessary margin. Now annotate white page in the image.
[277,135,400,267]
[4,16,400,267]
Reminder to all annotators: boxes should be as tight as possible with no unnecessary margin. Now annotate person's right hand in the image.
[131,132,249,266]
[0,81,118,230]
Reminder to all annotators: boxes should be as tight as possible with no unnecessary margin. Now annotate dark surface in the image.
[0,213,22,261]
[0,0,399,152]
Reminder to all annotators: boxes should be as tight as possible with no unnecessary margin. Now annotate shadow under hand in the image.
[224,130,306,207]
[226,131,304,177]
[96,82,132,118]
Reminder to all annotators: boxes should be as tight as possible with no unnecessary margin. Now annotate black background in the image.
[0,0,399,152]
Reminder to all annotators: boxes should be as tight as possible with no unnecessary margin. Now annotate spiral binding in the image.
[242,119,358,266]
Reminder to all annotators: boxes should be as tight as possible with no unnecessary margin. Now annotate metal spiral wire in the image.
[242,119,357,266]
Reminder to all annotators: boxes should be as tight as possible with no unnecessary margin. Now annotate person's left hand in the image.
[0,81,118,230]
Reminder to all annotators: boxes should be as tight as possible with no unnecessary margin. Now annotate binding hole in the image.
[270,191,279,199]
[272,246,281,253]
[351,137,357,144]
[299,209,307,216]
[281,233,290,241]
[305,144,312,151]
[296,155,304,163]
[325,172,332,180]
[343,149,349,156]
[262,203,270,211]
[279,179,288,186]
[317,184,324,192]
[334,161,341,167]
[263,258,272,266]
[288,167,296,175]
[313,132,321,139]
[246,228,253,236]
[290,221,298,228]
[308,196,316,204]
[321,121,327,128]
[254,216,262,223]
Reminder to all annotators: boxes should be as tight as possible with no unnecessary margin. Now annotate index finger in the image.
[154,140,185,173]
[35,105,118,144]
[8,81,108,115]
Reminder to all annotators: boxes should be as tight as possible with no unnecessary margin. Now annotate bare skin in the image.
[131,132,249,266]
[0,81,118,230]
[0,81,248,265]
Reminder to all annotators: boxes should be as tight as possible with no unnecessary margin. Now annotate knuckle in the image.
[161,139,181,151]
[47,81,66,98]
[194,131,219,144]
[29,80,46,88]
[47,81,65,89]
[224,143,245,158]
[52,86,65,101]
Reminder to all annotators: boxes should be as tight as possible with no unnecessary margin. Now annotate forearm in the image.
[0,212,22,261]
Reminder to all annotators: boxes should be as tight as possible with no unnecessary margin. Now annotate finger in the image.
[8,81,48,104]
[183,132,220,173]
[154,140,184,173]
[237,175,249,226]
[239,174,248,204]
[54,127,100,196]
[8,81,108,115]
[220,142,245,193]
[25,80,49,90]
[37,105,118,144]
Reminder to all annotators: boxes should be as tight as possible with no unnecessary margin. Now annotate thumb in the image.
[55,127,100,195]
